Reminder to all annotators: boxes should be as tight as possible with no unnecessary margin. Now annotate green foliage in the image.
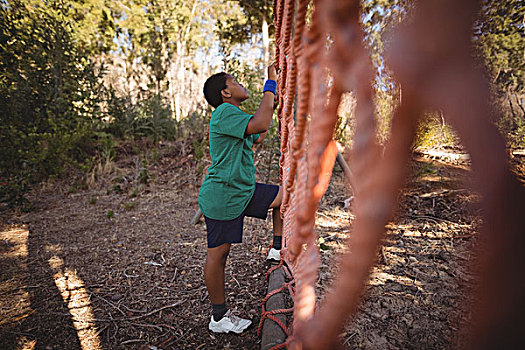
[178,110,210,138]
[413,113,458,149]
[375,89,397,144]
[23,0,116,54]
[217,0,273,47]
[519,124,525,147]
[151,148,159,164]
[475,0,524,93]
[94,131,116,161]
[362,0,413,94]
[0,1,102,205]
[104,92,175,142]
[106,209,114,218]
[177,110,210,162]
[5,0,519,213]
[136,159,149,185]
[114,0,208,93]
[360,0,524,149]
[474,0,525,143]
[133,95,175,142]
[192,139,206,160]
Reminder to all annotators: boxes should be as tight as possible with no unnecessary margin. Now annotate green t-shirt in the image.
[198,103,259,220]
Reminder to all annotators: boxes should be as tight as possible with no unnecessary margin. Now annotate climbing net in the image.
[260,0,525,349]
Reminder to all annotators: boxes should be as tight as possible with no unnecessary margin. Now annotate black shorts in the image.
[205,183,279,248]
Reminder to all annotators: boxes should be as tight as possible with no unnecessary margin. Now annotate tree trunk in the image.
[167,62,176,117]
[174,0,197,122]
[175,41,183,122]
[515,92,525,116]
[160,3,175,118]
[262,13,270,73]
[507,89,517,130]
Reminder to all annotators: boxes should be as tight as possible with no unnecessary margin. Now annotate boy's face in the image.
[222,75,250,103]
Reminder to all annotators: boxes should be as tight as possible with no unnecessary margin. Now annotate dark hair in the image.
[203,72,228,108]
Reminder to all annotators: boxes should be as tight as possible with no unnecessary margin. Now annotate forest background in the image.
[0,0,523,208]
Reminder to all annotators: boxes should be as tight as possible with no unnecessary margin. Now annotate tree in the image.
[113,0,210,120]
[474,0,525,135]
[217,0,274,68]
[0,0,101,204]
[23,0,116,55]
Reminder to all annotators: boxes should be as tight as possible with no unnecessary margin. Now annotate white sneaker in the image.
[267,247,281,262]
[208,310,252,334]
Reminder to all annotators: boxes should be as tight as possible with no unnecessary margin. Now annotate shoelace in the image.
[228,313,242,326]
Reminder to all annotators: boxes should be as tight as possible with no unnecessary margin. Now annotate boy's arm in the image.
[254,94,278,144]
[245,64,277,136]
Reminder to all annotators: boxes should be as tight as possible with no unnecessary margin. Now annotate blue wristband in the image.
[263,80,277,95]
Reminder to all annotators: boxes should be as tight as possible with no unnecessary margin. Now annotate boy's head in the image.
[203,72,249,108]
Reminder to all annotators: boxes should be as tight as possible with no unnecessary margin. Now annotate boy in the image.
[199,64,283,334]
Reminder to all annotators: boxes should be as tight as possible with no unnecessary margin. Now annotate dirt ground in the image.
[1,141,524,350]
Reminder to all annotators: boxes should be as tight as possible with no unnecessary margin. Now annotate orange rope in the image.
[269,0,525,348]
[263,0,525,348]
[258,260,295,348]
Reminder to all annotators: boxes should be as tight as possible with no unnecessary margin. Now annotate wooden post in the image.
[261,266,287,350]
[336,151,354,191]
[190,208,203,225]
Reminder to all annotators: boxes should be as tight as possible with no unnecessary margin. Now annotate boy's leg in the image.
[243,183,283,260]
[269,185,283,209]
[269,186,283,255]
[205,242,252,333]
[205,243,231,306]
[269,185,283,238]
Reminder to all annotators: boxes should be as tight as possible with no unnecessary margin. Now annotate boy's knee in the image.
[270,186,283,208]
[218,252,229,266]
[207,245,230,265]
[206,254,228,269]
